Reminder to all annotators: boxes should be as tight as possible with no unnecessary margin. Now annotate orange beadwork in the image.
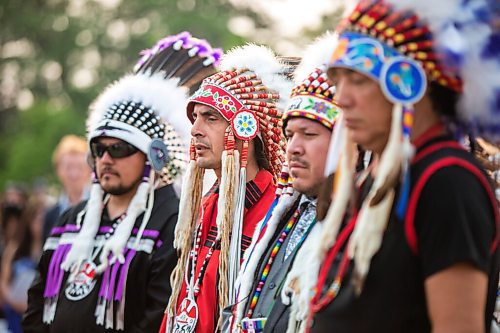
[189,139,197,161]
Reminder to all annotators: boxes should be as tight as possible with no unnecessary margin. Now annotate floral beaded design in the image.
[302,98,340,122]
[232,111,259,140]
[214,93,237,113]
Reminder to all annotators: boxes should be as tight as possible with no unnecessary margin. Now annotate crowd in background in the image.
[0,135,91,333]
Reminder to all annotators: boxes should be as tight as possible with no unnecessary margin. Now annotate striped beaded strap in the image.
[246,208,300,317]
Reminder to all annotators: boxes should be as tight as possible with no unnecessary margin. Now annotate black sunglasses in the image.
[90,142,139,159]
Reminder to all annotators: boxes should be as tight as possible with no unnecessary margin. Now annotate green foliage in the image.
[0,99,86,188]
[0,0,244,190]
[0,0,343,190]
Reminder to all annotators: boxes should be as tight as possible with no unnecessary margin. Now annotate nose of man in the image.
[333,79,352,110]
[190,118,204,138]
[98,151,115,164]
[286,135,304,157]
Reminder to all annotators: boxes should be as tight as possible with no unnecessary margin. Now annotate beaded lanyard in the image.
[246,208,300,317]
[93,211,128,262]
[185,218,219,298]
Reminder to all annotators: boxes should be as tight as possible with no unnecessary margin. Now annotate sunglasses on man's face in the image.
[90,142,139,159]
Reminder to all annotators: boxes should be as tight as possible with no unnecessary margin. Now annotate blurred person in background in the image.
[42,135,91,242]
[0,184,29,250]
[0,183,42,333]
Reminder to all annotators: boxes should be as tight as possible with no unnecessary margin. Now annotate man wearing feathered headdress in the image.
[284,0,499,332]
[161,44,293,333]
[226,33,342,333]
[23,32,221,333]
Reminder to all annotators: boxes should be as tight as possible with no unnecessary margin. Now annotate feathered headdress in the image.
[168,44,293,330]
[229,33,343,333]
[42,32,221,330]
[284,32,342,131]
[323,0,500,296]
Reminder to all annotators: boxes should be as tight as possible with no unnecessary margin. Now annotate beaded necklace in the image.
[246,208,300,317]
[186,220,219,298]
[94,210,127,261]
[305,215,357,332]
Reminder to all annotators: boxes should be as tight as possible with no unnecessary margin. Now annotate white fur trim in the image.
[323,115,344,176]
[97,180,151,273]
[319,122,355,254]
[282,222,323,333]
[347,103,403,281]
[60,183,103,271]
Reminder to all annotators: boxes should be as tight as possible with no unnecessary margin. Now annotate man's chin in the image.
[100,184,130,196]
[292,180,318,197]
[195,158,220,170]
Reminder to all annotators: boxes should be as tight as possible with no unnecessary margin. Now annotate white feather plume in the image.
[294,32,339,85]
[232,191,300,332]
[282,221,323,333]
[219,44,294,110]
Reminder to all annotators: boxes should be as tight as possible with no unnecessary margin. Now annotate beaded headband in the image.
[283,33,342,132]
[284,65,340,131]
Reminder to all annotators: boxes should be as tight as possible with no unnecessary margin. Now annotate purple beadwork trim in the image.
[131,228,159,238]
[98,262,111,298]
[51,225,160,239]
[50,227,65,236]
[106,260,121,301]
[99,226,113,234]
[142,164,151,181]
[50,224,79,236]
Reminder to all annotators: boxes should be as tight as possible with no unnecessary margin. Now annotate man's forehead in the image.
[94,136,126,144]
[286,117,330,132]
[193,103,220,116]
[329,67,364,78]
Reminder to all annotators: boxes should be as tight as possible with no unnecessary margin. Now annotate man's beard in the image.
[100,176,142,196]
[104,185,134,196]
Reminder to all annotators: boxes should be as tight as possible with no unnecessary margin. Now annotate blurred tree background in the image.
[0,0,342,192]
